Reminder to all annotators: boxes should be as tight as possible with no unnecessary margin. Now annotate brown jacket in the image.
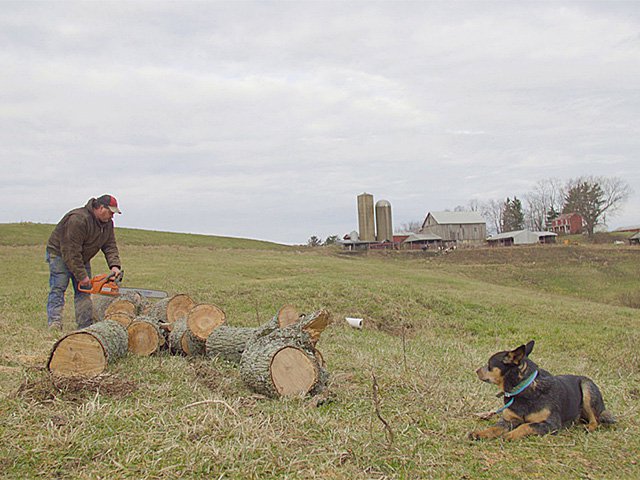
[47,199,121,282]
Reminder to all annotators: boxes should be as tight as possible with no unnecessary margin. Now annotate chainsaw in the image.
[78,271,168,299]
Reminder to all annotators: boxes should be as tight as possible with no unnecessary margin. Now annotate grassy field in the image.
[0,223,638,479]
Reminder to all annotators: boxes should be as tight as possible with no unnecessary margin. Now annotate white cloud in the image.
[1,1,639,243]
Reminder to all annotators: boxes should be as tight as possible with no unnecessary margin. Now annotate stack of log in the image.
[47,294,332,398]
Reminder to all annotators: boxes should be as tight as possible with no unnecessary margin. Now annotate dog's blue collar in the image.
[504,370,538,398]
[494,370,538,414]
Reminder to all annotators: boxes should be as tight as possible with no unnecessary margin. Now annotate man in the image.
[46,195,123,330]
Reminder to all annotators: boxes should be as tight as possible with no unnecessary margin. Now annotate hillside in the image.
[0,224,638,479]
[0,222,290,250]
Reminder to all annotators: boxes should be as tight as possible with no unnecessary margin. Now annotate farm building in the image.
[402,232,442,250]
[549,213,583,235]
[630,232,640,245]
[420,211,486,245]
[487,229,557,247]
[615,225,640,233]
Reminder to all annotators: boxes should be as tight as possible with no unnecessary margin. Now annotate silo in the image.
[357,193,375,242]
[375,200,393,242]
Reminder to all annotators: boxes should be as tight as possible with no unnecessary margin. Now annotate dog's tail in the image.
[599,410,616,425]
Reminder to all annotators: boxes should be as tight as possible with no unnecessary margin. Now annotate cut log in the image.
[167,317,190,355]
[146,294,195,325]
[240,342,326,398]
[48,320,128,378]
[186,303,226,340]
[239,309,331,398]
[93,292,145,322]
[185,303,226,355]
[104,311,135,329]
[252,304,301,341]
[205,326,256,363]
[127,317,165,356]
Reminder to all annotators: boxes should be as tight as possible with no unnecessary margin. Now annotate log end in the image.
[270,346,318,397]
[187,303,226,340]
[48,332,107,378]
[127,321,163,356]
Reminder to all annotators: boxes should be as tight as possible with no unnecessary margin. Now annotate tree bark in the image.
[205,326,255,363]
[239,309,331,398]
[167,317,190,355]
[48,320,128,378]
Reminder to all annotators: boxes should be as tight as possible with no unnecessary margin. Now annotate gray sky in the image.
[1,1,638,244]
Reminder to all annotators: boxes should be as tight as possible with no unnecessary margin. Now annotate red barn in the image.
[550,213,583,235]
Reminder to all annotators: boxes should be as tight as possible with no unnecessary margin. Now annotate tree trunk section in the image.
[48,320,128,378]
[104,311,135,328]
[167,317,190,355]
[239,309,331,398]
[127,316,165,356]
[146,294,195,325]
[240,342,325,398]
[206,326,255,363]
[251,304,300,341]
[185,303,226,355]
[93,292,145,322]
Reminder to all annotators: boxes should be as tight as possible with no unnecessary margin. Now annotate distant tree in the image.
[501,197,525,232]
[524,178,564,231]
[545,206,560,229]
[562,176,631,236]
[466,199,481,212]
[307,236,322,247]
[480,199,504,235]
[323,235,339,246]
[399,220,422,233]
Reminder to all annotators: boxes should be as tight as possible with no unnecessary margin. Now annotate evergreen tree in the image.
[501,197,525,232]
[562,181,604,236]
[307,235,322,247]
[545,206,560,229]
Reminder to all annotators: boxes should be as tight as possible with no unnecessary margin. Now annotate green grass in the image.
[1,224,639,479]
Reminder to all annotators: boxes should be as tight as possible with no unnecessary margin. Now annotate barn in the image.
[420,211,486,245]
[487,229,557,247]
[630,232,640,245]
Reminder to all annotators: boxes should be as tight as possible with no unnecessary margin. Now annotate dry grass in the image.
[0,225,639,479]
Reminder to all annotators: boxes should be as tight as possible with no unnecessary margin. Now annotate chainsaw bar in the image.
[119,287,168,299]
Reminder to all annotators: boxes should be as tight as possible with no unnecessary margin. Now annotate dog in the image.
[469,340,615,441]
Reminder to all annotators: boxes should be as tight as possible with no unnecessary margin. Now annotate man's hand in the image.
[110,266,121,276]
[79,276,92,290]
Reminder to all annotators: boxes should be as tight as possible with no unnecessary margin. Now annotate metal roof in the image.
[615,225,640,232]
[630,231,640,240]
[404,232,442,242]
[487,229,557,244]
[427,211,485,225]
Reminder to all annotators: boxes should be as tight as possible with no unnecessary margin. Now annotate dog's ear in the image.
[504,344,527,365]
[525,340,535,356]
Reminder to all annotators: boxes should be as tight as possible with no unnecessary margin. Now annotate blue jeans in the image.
[46,251,93,329]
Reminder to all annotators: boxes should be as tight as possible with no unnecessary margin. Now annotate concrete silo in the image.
[375,200,393,242]
[357,193,375,242]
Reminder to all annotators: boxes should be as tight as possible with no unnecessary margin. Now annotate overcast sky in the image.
[1,1,638,244]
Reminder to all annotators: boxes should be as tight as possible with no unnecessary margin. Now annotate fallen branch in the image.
[371,372,394,446]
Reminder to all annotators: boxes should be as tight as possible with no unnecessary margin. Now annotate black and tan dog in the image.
[469,341,615,441]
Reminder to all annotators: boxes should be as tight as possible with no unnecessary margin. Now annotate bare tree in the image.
[399,220,422,233]
[524,178,564,231]
[480,199,504,236]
